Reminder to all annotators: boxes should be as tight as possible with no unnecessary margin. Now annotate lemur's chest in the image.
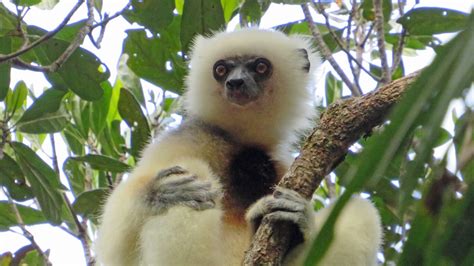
[221,147,279,226]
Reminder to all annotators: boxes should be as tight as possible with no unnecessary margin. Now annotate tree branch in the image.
[2,188,52,265]
[243,72,419,265]
[312,1,380,83]
[0,0,84,63]
[373,0,391,85]
[301,4,362,96]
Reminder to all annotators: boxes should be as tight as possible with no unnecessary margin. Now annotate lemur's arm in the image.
[246,188,383,266]
[95,134,221,265]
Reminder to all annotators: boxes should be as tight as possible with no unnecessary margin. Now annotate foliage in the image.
[0,0,472,265]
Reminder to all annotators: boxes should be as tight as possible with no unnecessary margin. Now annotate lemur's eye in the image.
[213,60,228,79]
[254,58,271,75]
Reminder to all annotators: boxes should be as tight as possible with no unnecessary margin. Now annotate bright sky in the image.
[0,1,472,265]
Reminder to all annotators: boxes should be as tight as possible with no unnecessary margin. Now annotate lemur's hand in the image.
[145,166,221,214]
[246,187,314,243]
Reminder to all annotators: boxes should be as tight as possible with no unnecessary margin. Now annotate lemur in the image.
[95,28,382,266]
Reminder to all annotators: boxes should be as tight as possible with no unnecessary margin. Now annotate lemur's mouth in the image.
[226,89,257,106]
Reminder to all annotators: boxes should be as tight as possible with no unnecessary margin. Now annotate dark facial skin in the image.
[212,56,273,106]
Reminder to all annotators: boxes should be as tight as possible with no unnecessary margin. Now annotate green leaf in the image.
[89,81,113,135]
[181,0,225,52]
[0,202,46,231]
[10,0,42,7]
[325,72,342,106]
[221,0,239,22]
[97,122,125,158]
[385,33,440,50]
[27,27,109,100]
[304,12,474,265]
[94,0,103,12]
[123,0,175,33]
[71,154,131,173]
[118,88,151,158]
[5,81,27,113]
[35,0,59,9]
[18,88,66,121]
[11,142,64,224]
[0,3,18,36]
[124,26,187,94]
[16,107,69,134]
[117,54,145,106]
[53,20,86,43]
[62,158,85,196]
[72,188,108,222]
[397,8,469,35]
[0,154,33,201]
[62,124,85,156]
[18,248,45,266]
[361,0,392,22]
[0,37,11,101]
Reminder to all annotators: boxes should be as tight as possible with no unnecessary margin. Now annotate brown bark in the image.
[243,72,419,265]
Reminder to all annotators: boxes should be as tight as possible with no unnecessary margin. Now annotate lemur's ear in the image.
[297,48,310,72]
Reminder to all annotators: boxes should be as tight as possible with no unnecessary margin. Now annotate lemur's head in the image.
[183,28,320,146]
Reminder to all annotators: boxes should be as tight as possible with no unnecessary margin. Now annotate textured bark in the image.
[243,72,419,265]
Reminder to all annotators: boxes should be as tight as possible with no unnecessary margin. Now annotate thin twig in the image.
[301,4,362,96]
[391,28,406,75]
[89,2,132,48]
[373,0,391,85]
[90,2,132,31]
[2,188,52,265]
[0,0,84,63]
[313,1,380,82]
[46,0,95,72]
[49,134,95,265]
[11,58,46,72]
[360,23,374,48]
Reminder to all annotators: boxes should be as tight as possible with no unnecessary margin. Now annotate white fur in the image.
[95,29,382,266]
[284,197,383,266]
[184,28,319,151]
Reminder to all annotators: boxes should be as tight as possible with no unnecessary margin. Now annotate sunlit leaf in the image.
[221,0,239,22]
[181,0,225,52]
[5,81,27,113]
[10,0,42,7]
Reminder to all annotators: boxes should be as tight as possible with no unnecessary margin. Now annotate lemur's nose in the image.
[226,79,244,90]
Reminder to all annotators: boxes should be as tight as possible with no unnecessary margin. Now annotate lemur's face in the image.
[212,56,273,106]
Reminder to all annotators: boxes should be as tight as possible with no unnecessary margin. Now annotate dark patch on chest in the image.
[222,147,278,224]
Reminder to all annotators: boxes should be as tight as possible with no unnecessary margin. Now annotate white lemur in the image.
[95,28,382,265]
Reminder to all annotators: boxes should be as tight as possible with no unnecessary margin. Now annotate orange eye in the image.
[215,64,227,77]
[255,62,268,74]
